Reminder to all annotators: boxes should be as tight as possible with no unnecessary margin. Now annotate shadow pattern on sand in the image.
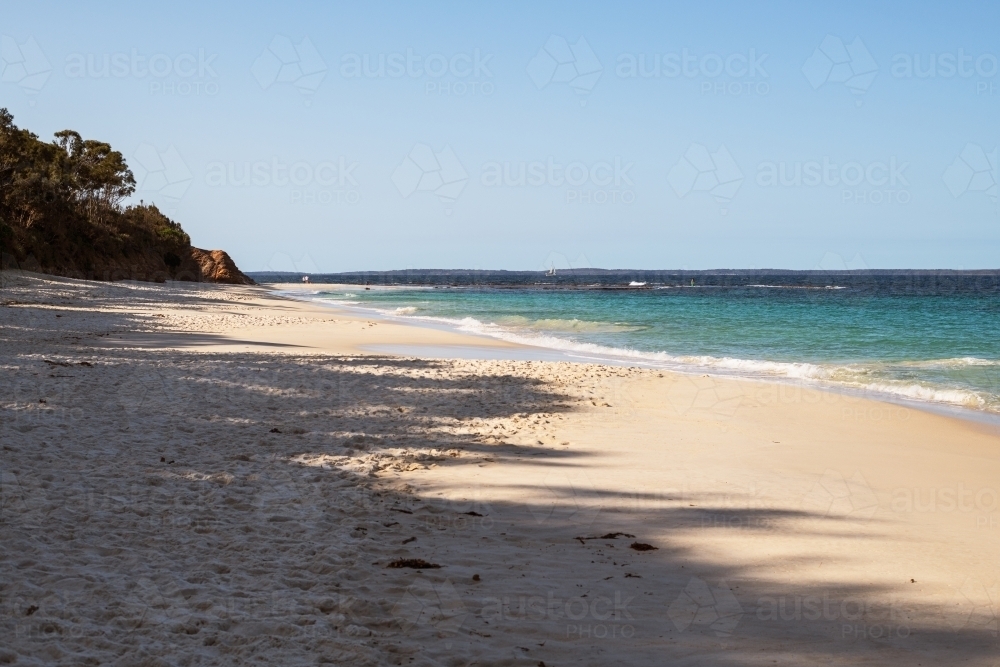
[2,277,998,666]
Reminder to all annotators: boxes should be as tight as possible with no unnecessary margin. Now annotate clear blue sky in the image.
[2,0,998,271]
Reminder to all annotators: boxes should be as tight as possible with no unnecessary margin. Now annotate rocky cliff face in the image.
[1,205,254,286]
[189,248,255,285]
[2,244,255,285]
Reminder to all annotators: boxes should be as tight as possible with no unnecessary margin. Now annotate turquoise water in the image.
[306,285,1000,414]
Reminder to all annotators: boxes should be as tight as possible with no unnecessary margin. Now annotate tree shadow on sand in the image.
[1,284,998,666]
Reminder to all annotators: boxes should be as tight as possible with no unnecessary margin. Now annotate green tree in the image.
[54,130,135,221]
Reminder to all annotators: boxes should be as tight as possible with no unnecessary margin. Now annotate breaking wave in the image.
[409,314,1000,414]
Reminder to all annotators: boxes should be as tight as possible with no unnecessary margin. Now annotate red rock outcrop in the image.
[189,248,255,285]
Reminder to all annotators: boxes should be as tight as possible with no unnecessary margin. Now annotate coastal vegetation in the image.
[0,108,250,283]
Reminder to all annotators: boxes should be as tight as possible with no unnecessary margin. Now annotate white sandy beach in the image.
[1,272,999,666]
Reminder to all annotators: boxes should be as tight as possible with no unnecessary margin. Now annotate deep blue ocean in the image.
[296,282,1000,415]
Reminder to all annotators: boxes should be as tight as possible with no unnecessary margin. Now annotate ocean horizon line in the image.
[250,267,1000,278]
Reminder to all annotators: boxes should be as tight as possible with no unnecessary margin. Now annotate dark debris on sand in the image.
[387,558,441,569]
[574,532,636,544]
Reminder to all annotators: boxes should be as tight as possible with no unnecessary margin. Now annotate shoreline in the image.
[272,282,1000,428]
[3,272,999,665]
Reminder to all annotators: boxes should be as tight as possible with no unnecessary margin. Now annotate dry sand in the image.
[1,272,998,666]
